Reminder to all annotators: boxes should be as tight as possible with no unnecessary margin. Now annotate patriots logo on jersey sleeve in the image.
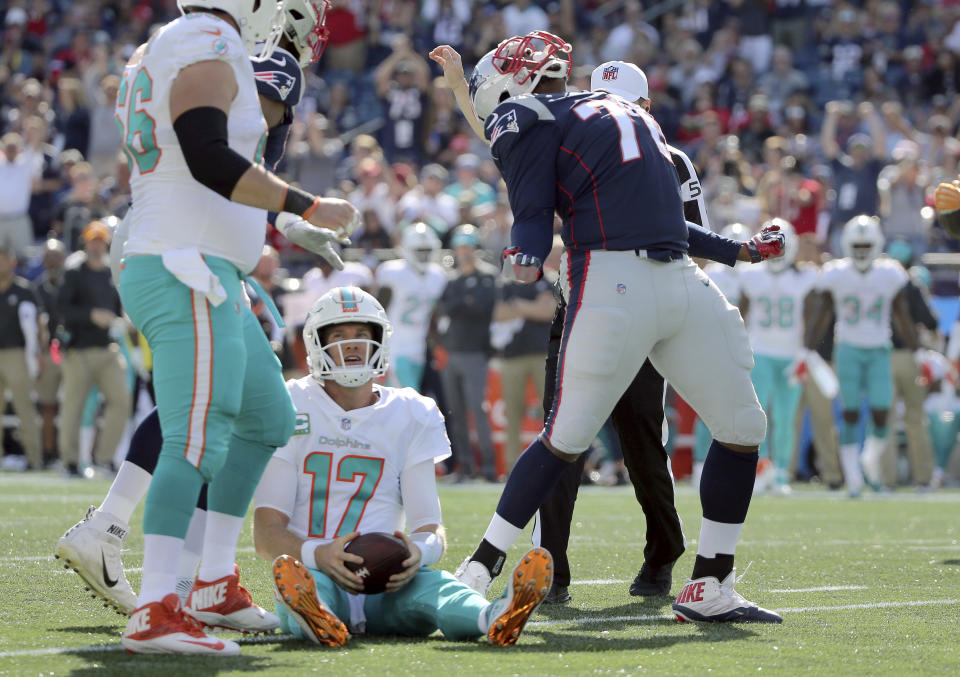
[488,108,520,146]
[602,65,619,81]
[253,70,297,101]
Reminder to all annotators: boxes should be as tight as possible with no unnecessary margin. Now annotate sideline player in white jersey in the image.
[738,220,818,494]
[375,222,447,390]
[252,287,552,646]
[114,0,359,656]
[804,215,919,496]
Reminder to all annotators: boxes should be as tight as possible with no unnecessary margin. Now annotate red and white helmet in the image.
[283,0,330,67]
[177,0,286,61]
[469,30,572,121]
[302,287,392,387]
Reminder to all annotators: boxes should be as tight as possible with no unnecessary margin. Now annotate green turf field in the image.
[1,473,959,676]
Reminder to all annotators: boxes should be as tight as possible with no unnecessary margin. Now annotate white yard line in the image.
[2,599,958,658]
[766,585,867,593]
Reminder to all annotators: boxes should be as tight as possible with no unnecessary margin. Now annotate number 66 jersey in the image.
[117,13,269,274]
[254,377,452,543]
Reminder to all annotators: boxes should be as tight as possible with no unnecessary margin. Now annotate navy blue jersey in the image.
[485,91,689,263]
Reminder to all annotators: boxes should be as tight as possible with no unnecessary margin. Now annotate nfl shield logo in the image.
[602,65,619,81]
[341,418,351,431]
[617,283,627,295]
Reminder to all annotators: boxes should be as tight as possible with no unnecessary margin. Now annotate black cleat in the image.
[630,560,674,597]
[542,583,571,605]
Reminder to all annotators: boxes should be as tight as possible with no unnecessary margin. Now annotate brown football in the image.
[343,532,410,594]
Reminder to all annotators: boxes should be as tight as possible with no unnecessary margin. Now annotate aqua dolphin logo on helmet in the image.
[177,0,287,62]
[302,286,392,387]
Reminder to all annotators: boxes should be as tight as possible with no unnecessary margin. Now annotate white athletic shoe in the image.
[455,556,494,596]
[860,439,884,488]
[184,564,279,634]
[122,593,240,655]
[482,548,553,646]
[55,506,137,615]
[673,568,782,623]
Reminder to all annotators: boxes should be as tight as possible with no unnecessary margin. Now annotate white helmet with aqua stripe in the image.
[302,286,392,387]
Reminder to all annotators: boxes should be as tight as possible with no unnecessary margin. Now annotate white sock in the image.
[839,443,863,493]
[177,508,206,581]
[138,534,183,606]
[697,518,743,558]
[481,513,523,553]
[99,461,152,524]
[197,511,244,582]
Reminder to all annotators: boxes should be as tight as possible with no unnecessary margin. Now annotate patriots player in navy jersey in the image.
[55,0,335,616]
[450,31,782,624]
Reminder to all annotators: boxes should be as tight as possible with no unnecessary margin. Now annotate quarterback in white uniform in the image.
[375,222,447,390]
[115,0,357,656]
[738,220,818,493]
[805,215,918,495]
[253,287,552,646]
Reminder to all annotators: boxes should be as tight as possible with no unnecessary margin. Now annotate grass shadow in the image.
[54,625,122,637]
[62,648,278,677]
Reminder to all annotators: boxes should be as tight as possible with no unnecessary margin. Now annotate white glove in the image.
[275,212,349,271]
[915,349,955,386]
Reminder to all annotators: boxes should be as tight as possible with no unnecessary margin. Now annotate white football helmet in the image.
[177,0,286,61]
[720,222,751,242]
[841,214,885,272]
[469,30,572,121]
[283,0,330,67]
[764,218,797,273]
[401,222,440,272]
[302,287,393,387]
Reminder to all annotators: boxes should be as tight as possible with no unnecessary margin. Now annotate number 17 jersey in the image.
[267,377,451,543]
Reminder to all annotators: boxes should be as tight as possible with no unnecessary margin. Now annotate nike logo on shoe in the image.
[128,608,151,634]
[101,550,119,587]
[675,581,705,604]
[191,581,229,610]
[183,638,227,651]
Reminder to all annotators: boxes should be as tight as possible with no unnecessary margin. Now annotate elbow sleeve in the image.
[172,106,254,199]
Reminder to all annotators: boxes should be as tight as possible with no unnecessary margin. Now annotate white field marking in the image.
[571,579,629,585]
[525,598,960,627]
[53,567,143,576]
[0,633,297,658]
[4,600,959,657]
[907,544,960,550]
[2,547,255,564]
[766,585,866,593]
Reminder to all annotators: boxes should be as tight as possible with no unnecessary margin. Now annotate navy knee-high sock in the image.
[693,441,758,581]
[471,438,570,575]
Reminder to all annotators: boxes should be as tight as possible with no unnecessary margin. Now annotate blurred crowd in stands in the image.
[2,0,960,489]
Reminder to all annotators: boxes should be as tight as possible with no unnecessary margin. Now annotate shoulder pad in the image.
[252,47,303,106]
[485,97,553,147]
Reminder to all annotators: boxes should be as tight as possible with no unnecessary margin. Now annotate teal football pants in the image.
[835,343,894,412]
[751,354,803,478]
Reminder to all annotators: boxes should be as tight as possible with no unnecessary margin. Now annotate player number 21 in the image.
[573,98,673,163]
[304,452,385,538]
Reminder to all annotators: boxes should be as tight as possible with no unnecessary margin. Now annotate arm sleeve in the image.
[263,121,291,172]
[488,105,559,263]
[399,459,443,531]
[686,221,741,266]
[253,455,298,516]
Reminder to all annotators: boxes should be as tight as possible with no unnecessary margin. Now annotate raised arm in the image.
[429,45,488,142]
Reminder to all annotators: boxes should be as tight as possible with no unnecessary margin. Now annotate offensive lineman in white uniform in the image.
[738,220,819,494]
[804,215,919,496]
[116,0,358,655]
[375,222,447,390]
[253,287,552,646]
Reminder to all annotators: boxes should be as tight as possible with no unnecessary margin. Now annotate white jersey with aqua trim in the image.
[259,377,451,543]
[815,257,908,349]
[375,259,447,358]
[703,261,740,305]
[119,13,269,273]
[739,263,818,359]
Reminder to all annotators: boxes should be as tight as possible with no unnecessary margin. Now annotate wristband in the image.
[409,531,443,567]
[300,539,322,568]
[283,185,319,217]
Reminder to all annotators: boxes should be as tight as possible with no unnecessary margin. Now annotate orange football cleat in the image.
[184,564,279,634]
[484,547,553,646]
[121,593,240,655]
[272,555,350,647]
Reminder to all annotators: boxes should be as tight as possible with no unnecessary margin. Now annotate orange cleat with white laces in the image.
[121,593,240,655]
[183,564,279,634]
[272,555,350,647]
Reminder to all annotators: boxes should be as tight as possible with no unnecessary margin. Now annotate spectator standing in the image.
[436,225,497,481]
[84,74,123,178]
[444,153,495,210]
[56,221,129,475]
[396,163,458,235]
[52,161,107,251]
[374,36,429,164]
[0,132,38,255]
[501,0,549,37]
[22,115,62,241]
[756,45,809,117]
[878,145,930,254]
[33,238,66,466]
[492,273,555,470]
[288,115,342,197]
[55,77,90,158]
[0,241,42,470]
